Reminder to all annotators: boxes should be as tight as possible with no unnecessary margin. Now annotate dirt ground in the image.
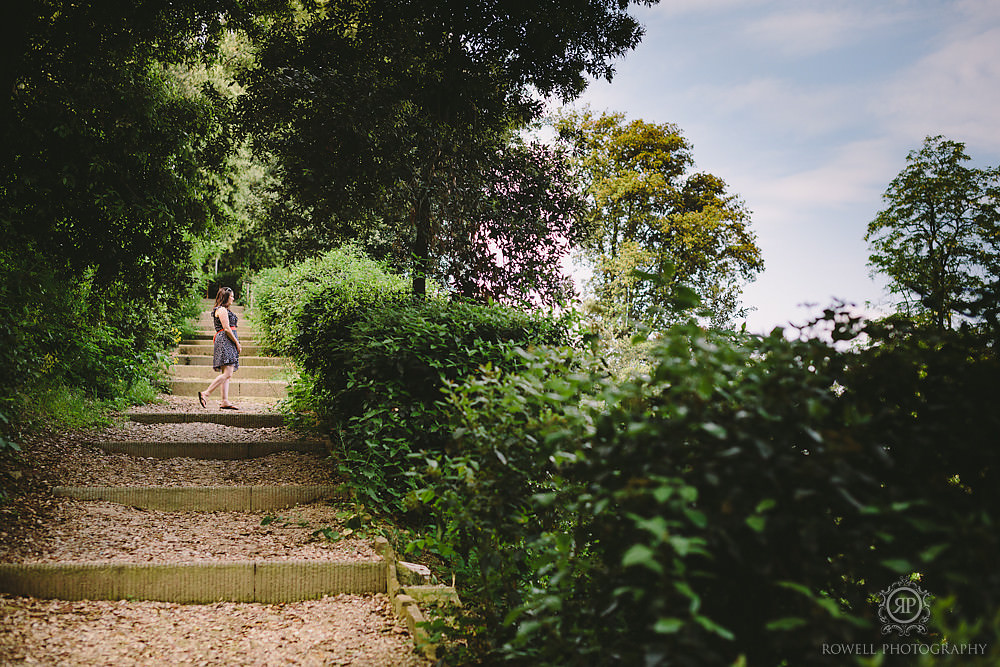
[0,417,429,666]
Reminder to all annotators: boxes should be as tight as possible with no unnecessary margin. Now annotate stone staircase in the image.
[0,299,451,664]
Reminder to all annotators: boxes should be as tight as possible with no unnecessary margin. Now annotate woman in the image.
[198,286,243,410]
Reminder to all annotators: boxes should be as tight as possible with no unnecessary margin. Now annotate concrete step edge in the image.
[0,559,385,603]
[51,485,348,511]
[168,368,293,380]
[170,380,288,398]
[171,378,289,384]
[173,355,291,367]
[126,412,287,427]
[90,440,326,460]
[180,348,265,354]
[181,336,260,341]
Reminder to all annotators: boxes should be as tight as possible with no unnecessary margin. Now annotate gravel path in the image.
[129,394,285,414]
[86,420,318,443]
[0,594,427,666]
[0,499,377,564]
[0,393,430,666]
[19,424,336,488]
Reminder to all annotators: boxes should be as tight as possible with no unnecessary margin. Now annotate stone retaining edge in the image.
[0,559,384,603]
[51,485,350,511]
[91,440,325,460]
[375,536,461,661]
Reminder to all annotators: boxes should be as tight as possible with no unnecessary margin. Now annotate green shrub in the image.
[417,312,999,665]
[1,251,177,440]
[249,247,409,356]
[843,318,1000,648]
[206,270,246,300]
[295,294,572,512]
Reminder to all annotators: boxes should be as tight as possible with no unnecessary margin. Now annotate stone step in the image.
[169,365,292,380]
[186,332,258,342]
[0,560,384,603]
[196,310,246,319]
[171,378,288,398]
[52,485,348,511]
[127,412,287,427]
[199,302,245,312]
[173,355,290,367]
[178,343,266,356]
[90,440,325,460]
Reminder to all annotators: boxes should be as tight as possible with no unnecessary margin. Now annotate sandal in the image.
[198,392,207,409]
[220,404,239,410]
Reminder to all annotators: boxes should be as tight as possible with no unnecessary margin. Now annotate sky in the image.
[571,0,1000,333]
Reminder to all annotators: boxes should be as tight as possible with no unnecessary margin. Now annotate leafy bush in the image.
[249,247,409,356]
[414,312,999,665]
[295,294,572,512]
[844,317,1000,647]
[1,252,177,435]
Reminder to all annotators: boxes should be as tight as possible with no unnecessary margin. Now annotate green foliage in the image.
[844,319,1000,636]
[866,135,1000,330]
[0,249,175,442]
[294,287,572,513]
[206,271,247,301]
[553,108,764,330]
[23,386,118,430]
[1,1,265,449]
[238,0,655,297]
[406,310,1000,665]
[249,247,410,357]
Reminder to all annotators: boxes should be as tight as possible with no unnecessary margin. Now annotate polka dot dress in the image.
[212,306,240,372]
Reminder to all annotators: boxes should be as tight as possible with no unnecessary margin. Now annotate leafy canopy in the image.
[554,108,763,330]
[238,0,657,299]
[866,135,1000,330]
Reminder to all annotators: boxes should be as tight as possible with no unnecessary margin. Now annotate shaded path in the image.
[0,299,428,665]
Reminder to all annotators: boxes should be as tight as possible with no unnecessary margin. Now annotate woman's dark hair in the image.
[214,286,235,309]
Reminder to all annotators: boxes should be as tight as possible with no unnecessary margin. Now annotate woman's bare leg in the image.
[221,375,233,406]
[203,365,235,399]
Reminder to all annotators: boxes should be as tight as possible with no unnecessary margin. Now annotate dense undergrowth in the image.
[248,248,1000,665]
[251,247,574,510]
[0,251,209,499]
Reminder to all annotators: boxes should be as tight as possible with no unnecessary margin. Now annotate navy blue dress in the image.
[212,306,240,372]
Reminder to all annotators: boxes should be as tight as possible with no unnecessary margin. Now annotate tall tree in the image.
[1,0,266,296]
[433,138,586,305]
[238,0,656,299]
[866,135,1000,330]
[554,109,763,330]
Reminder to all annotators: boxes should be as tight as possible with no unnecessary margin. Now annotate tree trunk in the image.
[412,195,431,297]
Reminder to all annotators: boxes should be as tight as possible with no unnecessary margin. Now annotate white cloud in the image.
[876,21,1000,153]
[743,8,875,56]
[646,0,765,19]
[577,0,1000,331]
[734,138,898,228]
[681,76,866,141]
[955,0,1000,24]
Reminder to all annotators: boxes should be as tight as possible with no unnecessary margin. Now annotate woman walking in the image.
[198,286,242,410]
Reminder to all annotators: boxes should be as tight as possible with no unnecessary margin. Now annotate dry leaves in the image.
[0,400,429,666]
[0,594,428,666]
[0,499,378,565]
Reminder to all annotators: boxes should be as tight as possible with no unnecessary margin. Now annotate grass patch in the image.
[22,379,163,430]
[24,385,116,429]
